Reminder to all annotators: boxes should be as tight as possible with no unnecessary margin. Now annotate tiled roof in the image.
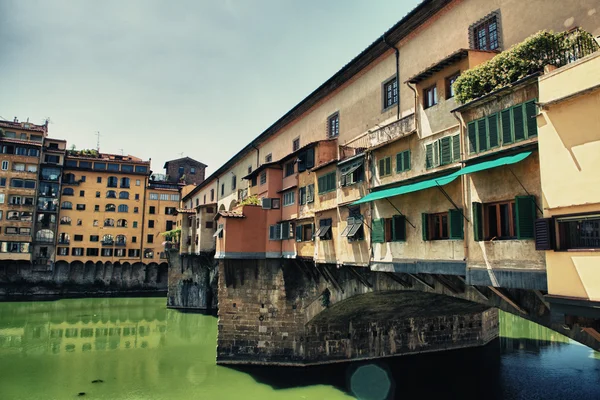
[0,138,43,146]
[176,208,196,214]
[217,211,245,218]
[311,159,338,172]
[0,120,47,133]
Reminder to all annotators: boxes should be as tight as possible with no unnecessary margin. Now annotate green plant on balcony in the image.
[239,194,261,206]
[454,29,598,104]
[67,148,99,157]
[161,228,181,250]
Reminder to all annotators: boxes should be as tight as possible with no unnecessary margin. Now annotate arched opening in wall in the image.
[157,262,169,284]
[84,260,96,280]
[228,200,238,211]
[219,204,226,212]
[69,260,84,283]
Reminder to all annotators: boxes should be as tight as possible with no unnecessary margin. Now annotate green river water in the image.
[0,297,599,400]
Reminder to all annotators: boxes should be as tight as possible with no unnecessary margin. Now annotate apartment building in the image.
[143,178,181,262]
[164,157,207,186]
[178,0,600,327]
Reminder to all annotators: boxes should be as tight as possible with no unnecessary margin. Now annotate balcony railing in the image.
[58,239,70,245]
[115,241,126,247]
[342,113,415,156]
[102,240,114,246]
[36,237,55,244]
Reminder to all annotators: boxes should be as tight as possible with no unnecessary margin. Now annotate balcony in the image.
[102,240,114,246]
[57,239,70,245]
[343,114,415,155]
[115,241,126,247]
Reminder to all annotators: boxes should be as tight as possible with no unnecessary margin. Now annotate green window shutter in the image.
[525,100,538,137]
[515,195,536,239]
[396,153,402,172]
[440,136,452,165]
[472,202,483,242]
[281,222,290,240]
[501,109,513,145]
[421,213,429,241]
[452,134,460,161]
[379,158,385,177]
[467,122,477,154]
[327,172,336,191]
[513,104,526,141]
[372,219,385,243]
[425,143,433,168]
[448,209,464,239]
[392,215,406,241]
[403,150,410,171]
[385,157,391,175]
[295,224,303,242]
[488,113,499,148]
[477,118,488,152]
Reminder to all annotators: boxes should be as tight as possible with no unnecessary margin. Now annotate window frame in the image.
[423,84,438,109]
[445,72,460,99]
[327,112,339,138]
[382,75,399,111]
[484,200,517,240]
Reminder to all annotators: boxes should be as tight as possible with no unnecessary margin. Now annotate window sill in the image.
[564,248,600,253]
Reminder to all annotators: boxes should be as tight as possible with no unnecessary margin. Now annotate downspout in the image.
[452,111,468,261]
[382,35,400,121]
[251,143,260,168]
[406,81,418,134]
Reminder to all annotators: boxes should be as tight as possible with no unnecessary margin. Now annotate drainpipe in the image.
[452,111,469,261]
[216,177,220,204]
[251,143,260,168]
[406,81,418,134]
[382,35,400,121]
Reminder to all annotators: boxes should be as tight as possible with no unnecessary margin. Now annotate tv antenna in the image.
[95,131,101,153]
[178,152,184,157]
[119,148,124,155]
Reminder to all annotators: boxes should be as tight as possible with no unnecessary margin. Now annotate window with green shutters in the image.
[468,100,537,153]
[392,215,406,241]
[378,157,392,177]
[427,134,460,168]
[371,216,405,243]
[472,202,483,241]
[396,150,410,172]
[318,172,336,194]
[372,218,385,243]
[448,209,464,239]
[471,196,536,241]
[515,195,536,239]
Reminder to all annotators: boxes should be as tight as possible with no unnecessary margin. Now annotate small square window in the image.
[97,177,102,183]
[94,205,100,212]
[292,137,300,152]
[265,153,272,163]
[383,77,398,109]
[424,85,438,109]
[327,113,339,138]
[79,190,85,197]
[147,235,154,244]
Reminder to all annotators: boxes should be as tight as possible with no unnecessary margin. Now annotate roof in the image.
[407,49,499,84]
[242,162,281,180]
[183,0,453,201]
[196,202,217,209]
[176,208,196,214]
[311,159,338,172]
[164,157,207,169]
[66,152,150,165]
[0,138,43,146]
[0,120,47,133]
[216,211,245,219]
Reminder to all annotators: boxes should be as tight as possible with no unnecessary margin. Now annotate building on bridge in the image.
[171,0,600,364]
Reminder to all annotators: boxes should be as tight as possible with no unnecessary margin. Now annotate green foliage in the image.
[321,288,331,308]
[161,228,181,241]
[239,195,261,206]
[454,29,598,104]
[67,148,99,157]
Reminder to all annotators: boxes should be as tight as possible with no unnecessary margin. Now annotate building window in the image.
[132,236,137,243]
[292,137,300,152]
[423,85,438,109]
[259,171,267,185]
[170,194,179,201]
[473,196,535,241]
[149,206,155,215]
[61,201,72,210]
[105,204,116,212]
[221,183,225,196]
[295,223,314,242]
[422,209,464,241]
[147,235,154,244]
[285,162,295,177]
[104,218,115,227]
[327,112,339,138]
[60,216,71,225]
[205,221,213,229]
[159,193,169,201]
[128,249,140,257]
[90,235,99,242]
[94,205,100,212]
[396,150,411,173]
[136,179,141,186]
[472,14,499,51]
[76,204,86,211]
[231,175,236,190]
[149,193,158,200]
[1,161,8,170]
[117,219,128,227]
[93,220,99,226]
[556,214,600,250]
[383,76,398,110]
[121,177,130,188]
[378,157,391,178]
[484,200,516,240]
[95,191,100,198]
[134,207,139,213]
[372,215,407,243]
[149,220,155,228]
[135,194,140,200]
[283,191,295,207]
[79,190,85,197]
[119,191,129,199]
[315,218,333,240]
[57,247,69,256]
[106,190,117,199]
[317,172,336,194]
[133,221,138,228]
[97,177,102,183]
[63,188,74,196]
[190,167,196,175]
[210,189,215,201]
[426,134,460,169]
[107,176,118,188]
[341,207,364,241]
[74,235,83,242]
[467,100,537,154]
[446,72,460,99]
[340,160,364,186]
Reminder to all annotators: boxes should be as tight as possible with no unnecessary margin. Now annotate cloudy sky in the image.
[0,0,420,174]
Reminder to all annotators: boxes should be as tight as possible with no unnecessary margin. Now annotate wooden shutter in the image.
[501,109,512,144]
[296,224,303,242]
[467,121,477,153]
[421,213,429,241]
[307,184,314,203]
[515,195,536,239]
[392,215,406,241]
[472,202,483,241]
[488,113,499,148]
[440,136,452,165]
[403,150,410,171]
[340,173,347,187]
[385,157,391,175]
[525,100,538,137]
[534,218,554,250]
[425,143,434,168]
[433,141,439,166]
[396,152,403,172]
[327,172,336,191]
[306,147,315,168]
[452,134,460,161]
[281,222,290,240]
[513,104,526,141]
[477,118,488,152]
[262,198,272,209]
[379,158,385,177]
[448,209,464,239]
[372,219,385,243]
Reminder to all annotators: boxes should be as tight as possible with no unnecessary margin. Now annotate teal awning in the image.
[352,150,531,205]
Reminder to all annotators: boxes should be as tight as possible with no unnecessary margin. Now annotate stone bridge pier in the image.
[166,250,218,311]
[216,259,600,366]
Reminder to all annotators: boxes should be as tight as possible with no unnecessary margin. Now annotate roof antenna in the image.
[95,131,101,153]
[119,148,124,155]
[178,152,184,157]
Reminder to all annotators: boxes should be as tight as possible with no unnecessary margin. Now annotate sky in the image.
[0,0,421,175]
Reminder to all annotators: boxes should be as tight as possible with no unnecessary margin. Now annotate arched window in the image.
[120,177,130,188]
[104,218,115,227]
[116,235,126,246]
[117,219,128,228]
[102,234,114,244]
[61,201,72,210]
[60,216,71,225]
[58,233,70,244]
[105,204,116,212]
[106,190,117,198]
[118,204,128,213]
[63,173,76,184]
[119,191,129,199]
[107,176,118,188]
[36,229,54,243]
[62,188,74,196]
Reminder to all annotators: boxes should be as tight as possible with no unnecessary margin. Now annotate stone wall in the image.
[167,251,218,310]
[0,260,168,299]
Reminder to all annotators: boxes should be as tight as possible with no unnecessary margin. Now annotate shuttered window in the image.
[469,100,537,153]
[392,215,406,241]
[440,136,453,165]
[472,202,483,242]
[372,219,385,243]
[452,134,460,161]
[515,195,536,239]
[534,218,554,250]
[378,157,392,177]
[307,184,315,203]
[427,135,460,168]
[471,196,536,241]
[318,172,336,194]
[448,209,464,239]
[396,150,410,172]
